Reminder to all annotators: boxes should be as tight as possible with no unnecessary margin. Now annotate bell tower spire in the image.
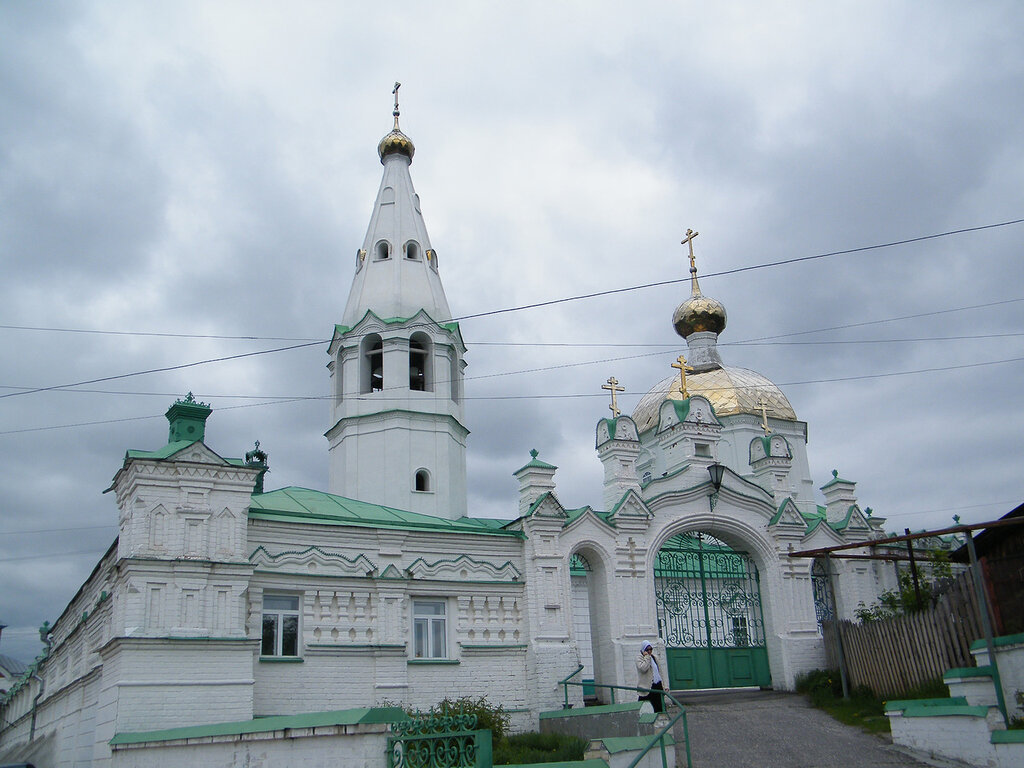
[326,89,468,520]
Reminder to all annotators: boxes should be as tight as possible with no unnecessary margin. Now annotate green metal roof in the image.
[124,441,245,466]
[820,469,853,489]
[514,448,557,474]
[249,487,519,538]
[110,706,408,745]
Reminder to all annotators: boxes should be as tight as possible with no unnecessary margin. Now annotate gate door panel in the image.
[654,532,771,689]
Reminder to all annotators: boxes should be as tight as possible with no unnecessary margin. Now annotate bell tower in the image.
[326,85,468,519]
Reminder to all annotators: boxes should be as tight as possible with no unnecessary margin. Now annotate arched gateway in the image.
[654,532,770,688]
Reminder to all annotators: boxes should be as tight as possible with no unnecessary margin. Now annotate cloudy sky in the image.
[2,1,1022,663]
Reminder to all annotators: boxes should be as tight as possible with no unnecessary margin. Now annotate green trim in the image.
[902,704,989,718]
[604,418,617,440]
[970,631,1024,651]
[408,659,460,665]
[307,643,405,650]
[598,736,675,753]
[501,761,609,768]
[110,706,409,745]
[670,398,691,424]
[992,729,1024,744]
[944,665,993,680]
[460,644,528,650]
[539,702,642,719]
[885,697,964,712]
[259,656,303,663]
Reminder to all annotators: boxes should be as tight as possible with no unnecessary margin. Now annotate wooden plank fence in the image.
[822,568,983,697]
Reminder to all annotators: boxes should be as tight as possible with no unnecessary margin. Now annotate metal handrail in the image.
[559,677,692,768]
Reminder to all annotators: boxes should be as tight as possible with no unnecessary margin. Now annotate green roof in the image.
[514,449,557,474]
[110,706,408,745]
[820,469,853,489]
[124,441,245,466]
[249,487,520,538]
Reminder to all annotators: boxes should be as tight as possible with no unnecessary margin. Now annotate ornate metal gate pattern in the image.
[654,532,771,688]
[387,713,492,768]
[654,532,766,649]
[811,559,835,630]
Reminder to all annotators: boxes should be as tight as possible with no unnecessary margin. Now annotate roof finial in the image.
[392,81,402,130]
[681,229,702,296]
[602,376,625,418]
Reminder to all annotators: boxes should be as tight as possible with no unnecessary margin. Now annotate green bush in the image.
[795,669,841,697]
[421,696,511,742]
[493,731,588,765]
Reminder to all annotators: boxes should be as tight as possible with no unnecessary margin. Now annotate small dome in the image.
[672,293,727,338]
[631,366,797,433]
[378,128,415,163]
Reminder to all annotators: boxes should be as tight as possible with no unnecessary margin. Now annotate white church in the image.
[0,100,897,766]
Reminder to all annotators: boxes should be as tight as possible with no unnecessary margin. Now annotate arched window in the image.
[414,469,431,492]
[409,333,432,392]
[361,334,383,393]
[405,240,420,260]
[375,240,391,260]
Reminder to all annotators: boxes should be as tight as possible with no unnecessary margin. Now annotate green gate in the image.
[654,532,771,689]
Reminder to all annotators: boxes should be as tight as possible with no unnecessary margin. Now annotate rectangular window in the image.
[413,600,447,658]
[695,442,711,458]
[262,594,300,657]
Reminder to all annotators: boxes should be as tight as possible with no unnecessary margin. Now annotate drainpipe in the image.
[29,671,45,742]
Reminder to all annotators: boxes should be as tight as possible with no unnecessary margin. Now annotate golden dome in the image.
[631,366,797,433]
[672,293,727,337]
[378,128,415,163]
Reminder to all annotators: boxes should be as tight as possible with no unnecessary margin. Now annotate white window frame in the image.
[412,599,448,659]
[262,594,301,657]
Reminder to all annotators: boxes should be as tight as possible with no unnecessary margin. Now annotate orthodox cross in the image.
[757,396,773,434]
[671,355,693,398]
[392,81,402,128]
[602,376,625,417]
[681,228,700,273]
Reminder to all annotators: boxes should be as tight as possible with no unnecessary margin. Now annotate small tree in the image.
[855,550,952,622]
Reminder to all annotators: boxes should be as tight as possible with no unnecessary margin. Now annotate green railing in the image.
[387,712,493,768]
[560,667,692,768]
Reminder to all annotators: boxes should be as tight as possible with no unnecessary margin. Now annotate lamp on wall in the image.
[708,463,725,492]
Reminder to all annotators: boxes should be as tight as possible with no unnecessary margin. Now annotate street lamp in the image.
[708,462,725,492]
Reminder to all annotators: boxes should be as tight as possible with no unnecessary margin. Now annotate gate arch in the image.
[653,530,772,689]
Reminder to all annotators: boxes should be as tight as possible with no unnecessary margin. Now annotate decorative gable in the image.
[769,497,805,527]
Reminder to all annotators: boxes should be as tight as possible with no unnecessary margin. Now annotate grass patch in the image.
[493,731,589,765]
[794,670,950,736]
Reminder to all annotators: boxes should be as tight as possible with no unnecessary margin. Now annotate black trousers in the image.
[639,681,664,712]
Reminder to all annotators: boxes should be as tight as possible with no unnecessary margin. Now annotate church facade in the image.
[0,102,896,767]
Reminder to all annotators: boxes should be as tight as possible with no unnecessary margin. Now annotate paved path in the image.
[668,690,932,768]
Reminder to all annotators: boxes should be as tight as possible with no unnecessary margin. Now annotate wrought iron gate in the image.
[654,532,771,689]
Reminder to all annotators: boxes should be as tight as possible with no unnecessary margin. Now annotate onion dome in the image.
[673,235,726,338]
[378,127,415,163]
[672,292,727,338]
[378,81,415,163]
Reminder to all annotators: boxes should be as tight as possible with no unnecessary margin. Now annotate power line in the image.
[0,340,325,401]
[2,224,1021,343]
[449,218,1024,322]
[3,354,1022,436]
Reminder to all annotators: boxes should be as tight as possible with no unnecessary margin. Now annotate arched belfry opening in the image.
[409,333,432,392]
[653,530,771,689]
[361,334,384,393]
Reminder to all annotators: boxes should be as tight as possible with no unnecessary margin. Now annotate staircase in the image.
[885,632,1024,767]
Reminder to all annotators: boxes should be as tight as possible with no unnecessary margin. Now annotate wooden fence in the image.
[822,568,984,697]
